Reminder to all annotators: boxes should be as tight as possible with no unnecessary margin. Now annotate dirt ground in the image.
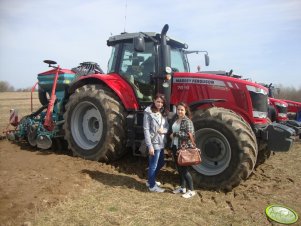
[0,138,301,225]
[0,91,300,225]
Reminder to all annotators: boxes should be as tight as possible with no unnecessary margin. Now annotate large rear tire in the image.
[191,107,257,190]
[63,85,127,161]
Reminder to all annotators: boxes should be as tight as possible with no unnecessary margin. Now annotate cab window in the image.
[171,48,188,72]
[107,45,119,73]
[119,42,156,101]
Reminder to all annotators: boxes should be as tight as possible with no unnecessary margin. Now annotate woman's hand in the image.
[166,148,172,157]
[157,128,164,134]
[149,147,155,156]
[170,132,178,139]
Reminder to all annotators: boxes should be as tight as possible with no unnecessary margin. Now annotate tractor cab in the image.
[106,28,208,109]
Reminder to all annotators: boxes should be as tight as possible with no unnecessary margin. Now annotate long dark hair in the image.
[150,93,169,117]
[176,102,192,119]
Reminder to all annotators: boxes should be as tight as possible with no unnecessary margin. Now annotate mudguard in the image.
[189,99,226,111]
[68,73,139,111]
[266,122,295,152]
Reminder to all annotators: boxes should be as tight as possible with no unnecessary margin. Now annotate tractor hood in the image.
[171,72,269,126]
[269,97,288,107]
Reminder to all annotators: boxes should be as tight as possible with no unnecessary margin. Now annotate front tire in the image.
[63,85,126,161]
[191,107,257,190]
[256,140,271,166]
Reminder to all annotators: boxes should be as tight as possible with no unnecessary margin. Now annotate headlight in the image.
[275,102,287,108]
[278,113,287,118]
[253,111,267,118]
[246,85,268,95]
[165,66,172,74]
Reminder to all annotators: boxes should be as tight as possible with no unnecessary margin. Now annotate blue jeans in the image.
[148,148,165,188]
[172,145,194,191]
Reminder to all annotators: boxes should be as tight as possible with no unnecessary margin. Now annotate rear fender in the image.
[189,99,254,125]
[189,99,226,111]
[68,73,139,110]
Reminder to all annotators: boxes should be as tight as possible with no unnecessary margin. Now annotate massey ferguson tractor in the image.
[9,24,296,190]
[265,83,301,121]
[285,99,301,122]
[267,97,288,122]
[262,83,301,137]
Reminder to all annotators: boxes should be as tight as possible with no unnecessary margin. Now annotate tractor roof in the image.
[107,32,187,49]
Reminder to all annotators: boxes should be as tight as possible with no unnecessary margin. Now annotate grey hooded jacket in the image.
[143,106,169,150]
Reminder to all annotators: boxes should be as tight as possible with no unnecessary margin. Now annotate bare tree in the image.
[0,81,15,92]
[275,84,301,102]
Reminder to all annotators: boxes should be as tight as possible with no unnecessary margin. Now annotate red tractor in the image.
[262,83,301,138]
[268,97,288,122]
[283,99,301,122]
[35,25,294,190]
[265,83,301,121]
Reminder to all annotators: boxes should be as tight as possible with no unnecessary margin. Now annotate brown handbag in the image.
[177,144,201,166]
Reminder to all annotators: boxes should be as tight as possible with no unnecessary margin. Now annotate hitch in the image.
[43,60,60,131]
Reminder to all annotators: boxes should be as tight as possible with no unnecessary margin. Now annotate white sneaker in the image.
[182,190,196,198]
[173,186,187,194]
[146,181,161,187]
[149,185,165,193]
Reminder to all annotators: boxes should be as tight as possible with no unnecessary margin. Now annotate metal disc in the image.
[27,125,37,147]
[265,204,298,224]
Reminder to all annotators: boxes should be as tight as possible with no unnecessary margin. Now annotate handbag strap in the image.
[180,127,196,148]
[187,132,196,147]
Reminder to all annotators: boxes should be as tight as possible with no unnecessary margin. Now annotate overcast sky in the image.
[0,0,300,89]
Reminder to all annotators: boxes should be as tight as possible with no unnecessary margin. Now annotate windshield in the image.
[171,48,188,72]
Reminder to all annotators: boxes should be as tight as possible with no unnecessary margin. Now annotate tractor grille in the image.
[276,105,287,114]
[249,91,268,113]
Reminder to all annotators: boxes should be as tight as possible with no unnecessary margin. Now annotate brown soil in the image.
[0,139,301,226]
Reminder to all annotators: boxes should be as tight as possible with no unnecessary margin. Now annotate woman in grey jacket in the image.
[143,94,169,192]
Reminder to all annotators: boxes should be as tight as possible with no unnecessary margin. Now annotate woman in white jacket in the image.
[143,94,169,192]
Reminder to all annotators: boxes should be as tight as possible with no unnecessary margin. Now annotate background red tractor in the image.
[261,83,301,138]
[11,24,295,191]
[265,83,301,121]
[283,99,301,122]
[267,97,288,122]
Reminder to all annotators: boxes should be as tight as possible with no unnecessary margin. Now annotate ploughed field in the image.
[0,92,300,225]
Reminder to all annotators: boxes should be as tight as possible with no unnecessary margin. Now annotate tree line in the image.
[273,84,301,102]
[0,81,32,92]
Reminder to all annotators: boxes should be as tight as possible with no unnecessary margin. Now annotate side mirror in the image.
[205,54,210,66]
[133,35,145,52]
